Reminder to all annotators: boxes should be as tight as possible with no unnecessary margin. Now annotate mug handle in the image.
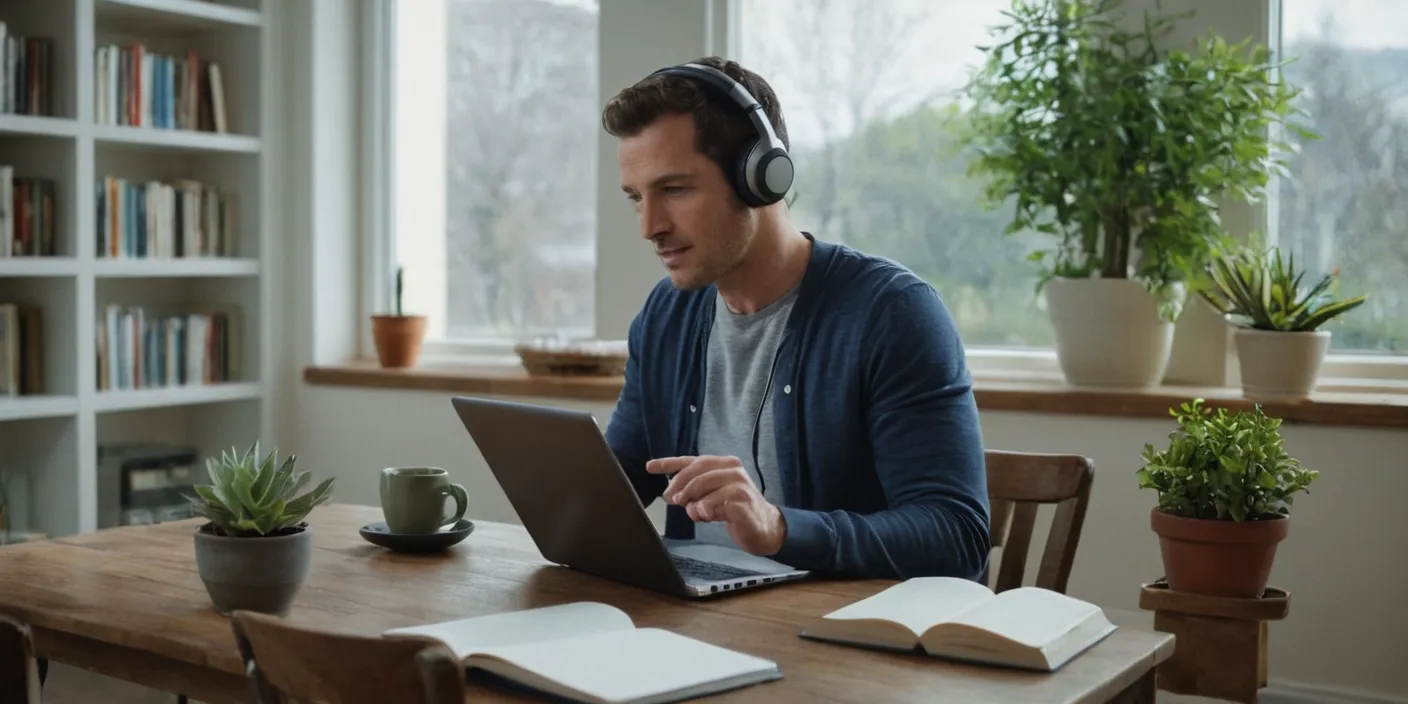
[439,483,468,528]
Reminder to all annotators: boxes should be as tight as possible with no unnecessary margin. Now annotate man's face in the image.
[618,112,754,291]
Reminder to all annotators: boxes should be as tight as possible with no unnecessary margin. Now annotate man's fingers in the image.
[668,464,747,506]
[659,455,740,495]
[686,483,750,523]
[645,456,693,475]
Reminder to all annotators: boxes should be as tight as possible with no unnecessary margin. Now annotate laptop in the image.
[450,395,810,598]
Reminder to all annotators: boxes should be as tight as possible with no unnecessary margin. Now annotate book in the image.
[799,577,1117,672]
[383,602,782,704]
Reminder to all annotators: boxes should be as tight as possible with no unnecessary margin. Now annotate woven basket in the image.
[514,339,627,376]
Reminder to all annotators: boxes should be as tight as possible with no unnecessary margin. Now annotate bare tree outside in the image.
[1276,6,1408,352]
[442,0,598,340]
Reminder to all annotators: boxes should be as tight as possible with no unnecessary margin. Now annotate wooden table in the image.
[0,504,1172,703]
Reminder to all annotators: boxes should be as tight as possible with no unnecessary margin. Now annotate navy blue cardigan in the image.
[604,234,991,581]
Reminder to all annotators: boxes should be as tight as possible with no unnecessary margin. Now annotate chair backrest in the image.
[229,610,465,704]
[0,613,41,704]
[984,449,1094,594]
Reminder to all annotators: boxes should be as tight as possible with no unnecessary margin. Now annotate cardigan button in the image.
[689,405,697,413]
[783,385,792,394]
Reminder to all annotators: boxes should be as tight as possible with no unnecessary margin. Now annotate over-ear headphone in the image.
[648,62,794,207]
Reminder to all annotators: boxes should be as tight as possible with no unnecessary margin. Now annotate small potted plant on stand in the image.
[960,0,1313,388]
[1199,243,1368,400]
[186,444,336,615]
[371,267,427,368]
[1137,399,1318,598]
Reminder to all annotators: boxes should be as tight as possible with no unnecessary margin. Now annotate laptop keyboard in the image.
[671,554,763,582]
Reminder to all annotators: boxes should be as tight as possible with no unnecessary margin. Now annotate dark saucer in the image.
[359,519,475,554]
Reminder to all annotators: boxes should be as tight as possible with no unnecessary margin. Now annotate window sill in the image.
[305,361,1408,430]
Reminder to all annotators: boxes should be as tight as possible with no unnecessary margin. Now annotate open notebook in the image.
[383,602,781,704]
[800,577,1116,672]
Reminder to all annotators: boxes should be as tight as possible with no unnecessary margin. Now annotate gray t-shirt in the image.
[692,284,798,547]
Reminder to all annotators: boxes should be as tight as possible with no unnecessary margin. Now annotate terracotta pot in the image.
[1150,507,1288,599]
[370,315,427,368]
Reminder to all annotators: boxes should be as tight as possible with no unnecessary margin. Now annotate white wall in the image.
[279,0,1408,701]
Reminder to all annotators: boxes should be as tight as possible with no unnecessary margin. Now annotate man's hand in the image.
[646,455,786,556]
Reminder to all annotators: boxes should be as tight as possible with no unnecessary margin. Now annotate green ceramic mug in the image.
[379,467,468,534]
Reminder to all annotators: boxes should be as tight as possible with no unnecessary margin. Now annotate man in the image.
[600,56,990,582]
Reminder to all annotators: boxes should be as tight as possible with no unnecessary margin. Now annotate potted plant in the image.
[1137,398,1318,598]
[185,444,336,615]
[1199,242,1368,399]
[371,266,427,368]
[960,0,1313,388]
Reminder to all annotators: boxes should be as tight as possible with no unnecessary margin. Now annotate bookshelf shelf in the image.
[0,258,80,277]
[92,381,261,413]
[95,0,262,31]
[92,125,260,154]
[0,0,271,540]
[93,258,259,277]
[0,395,79,422]
[0,116,82,139]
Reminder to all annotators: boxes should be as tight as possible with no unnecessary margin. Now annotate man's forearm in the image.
[769,499,991,581]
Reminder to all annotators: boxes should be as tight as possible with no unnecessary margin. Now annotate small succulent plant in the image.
[186,443,335,537]
[1200,244,1367,332]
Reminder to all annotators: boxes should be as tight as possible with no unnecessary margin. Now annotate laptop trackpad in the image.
[664,541,797,575]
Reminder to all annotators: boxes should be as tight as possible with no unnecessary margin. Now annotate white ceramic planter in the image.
[1044,277,1179,388]
[1163,296,1240,387]
[1234,328,1330,400]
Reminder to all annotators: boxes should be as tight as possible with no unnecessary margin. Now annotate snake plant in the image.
[1200,245,1367,333]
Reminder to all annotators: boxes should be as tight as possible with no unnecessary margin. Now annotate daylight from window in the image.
[1276,0,1408,353]
[393,0,599,344]
[392,0,1405,357]
[737,0,1054,349]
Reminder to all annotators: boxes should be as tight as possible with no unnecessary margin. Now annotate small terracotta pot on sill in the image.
[371,315,427,368]
[1150,507,1289,599]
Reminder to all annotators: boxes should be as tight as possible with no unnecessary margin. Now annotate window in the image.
[1274,0,1408,355]
[734,0,1053,349]
[387,0,599,350]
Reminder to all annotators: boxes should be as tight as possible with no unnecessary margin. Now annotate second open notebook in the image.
[799,577,1117,672]
[383,602,781,704]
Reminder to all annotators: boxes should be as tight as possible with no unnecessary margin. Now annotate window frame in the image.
[358,0,1408,386]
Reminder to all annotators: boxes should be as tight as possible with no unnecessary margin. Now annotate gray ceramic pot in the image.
[193,524,312,616]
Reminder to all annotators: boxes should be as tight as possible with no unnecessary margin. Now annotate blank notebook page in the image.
[473,627,777,702]
[384,602,635,660]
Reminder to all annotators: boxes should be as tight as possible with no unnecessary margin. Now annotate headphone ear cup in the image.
[757,148,794,204]
[738,140,791,207]
[733,138,767,207]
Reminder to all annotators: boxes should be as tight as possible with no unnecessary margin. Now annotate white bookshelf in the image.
[0,0,271,539]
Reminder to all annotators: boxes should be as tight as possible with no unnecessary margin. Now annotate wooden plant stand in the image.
[1138,579,1290,703]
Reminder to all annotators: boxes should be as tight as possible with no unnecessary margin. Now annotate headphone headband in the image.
[646,62,794,207]
[649,63,783,145]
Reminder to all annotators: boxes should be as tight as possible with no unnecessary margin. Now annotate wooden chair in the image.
[984,449,1095,595]
[0,613,41,704]
[229,610,466,704]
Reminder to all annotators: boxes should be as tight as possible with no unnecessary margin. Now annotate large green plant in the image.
[1137,399,1318,522]
[960,0,1315,318]
[1199,242,1368,332]
[186,444,336,537]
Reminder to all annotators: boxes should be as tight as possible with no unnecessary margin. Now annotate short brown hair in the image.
[602,56,789,184]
